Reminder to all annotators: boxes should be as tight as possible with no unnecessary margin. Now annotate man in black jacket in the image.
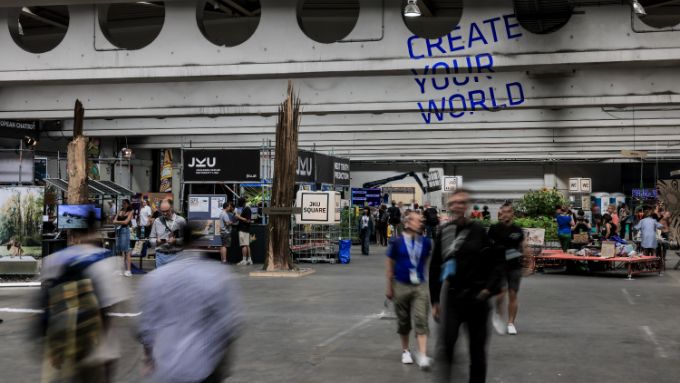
[387,201,402,238]
[423,202,439,239]
[429,189,504,383]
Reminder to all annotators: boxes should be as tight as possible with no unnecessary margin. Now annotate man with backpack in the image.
[388,201,402,239]
[38,209,129,383]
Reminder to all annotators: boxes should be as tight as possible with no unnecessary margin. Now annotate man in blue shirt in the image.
[385,211,432,370]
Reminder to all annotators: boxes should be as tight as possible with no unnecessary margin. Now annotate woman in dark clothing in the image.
[601,213,617,240]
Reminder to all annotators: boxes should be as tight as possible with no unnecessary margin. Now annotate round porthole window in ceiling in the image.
[298,0,360,44]
[636,0,680,29]
[99,2,166,50]
[402,0,463,39]
[513,0,574,35]
[197,0,262,47]
[8,6,70,54]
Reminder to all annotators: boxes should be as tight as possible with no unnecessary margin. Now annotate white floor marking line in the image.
[621,288,635,305]
[641,326,668,359]
[0,282,41,288]
[317,314,379,348]
[0,308,42,314]
[0,308,141,317]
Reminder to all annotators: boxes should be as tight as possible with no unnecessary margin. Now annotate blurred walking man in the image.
[385,211,433,370]
[489,203,528,335]
[430,189,504,383]
[138,222,243,383]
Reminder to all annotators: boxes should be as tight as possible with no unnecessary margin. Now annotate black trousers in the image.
[435,287,491,383]
[360,228,370,255]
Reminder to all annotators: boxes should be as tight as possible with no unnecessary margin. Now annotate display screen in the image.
[351,188,382,207]
[57,204,101,229]
[632,188,657,199]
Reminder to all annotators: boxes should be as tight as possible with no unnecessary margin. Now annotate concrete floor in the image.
[1,246,680,383]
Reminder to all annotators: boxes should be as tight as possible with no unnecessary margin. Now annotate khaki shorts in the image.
[392,280,430,336]
[239,231,250,247]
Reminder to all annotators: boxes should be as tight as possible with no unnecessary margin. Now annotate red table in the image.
[534,250,660,279]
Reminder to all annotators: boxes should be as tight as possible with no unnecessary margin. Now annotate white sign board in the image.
[442,176,463,192]
[295,191,341,225]
[568,177,592,193]
[569,178,580,192]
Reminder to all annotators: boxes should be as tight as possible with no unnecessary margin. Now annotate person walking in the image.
[137,222,243,383]
[388,201,402,239]
[219,201,236,264]
[39,209,129,383]
[489,203,527,336]
[376,204,388,246]
[429,189,504,383]
[481,206,491,221]
[113,199,134,277]
[385,211,432,370]
[235,197,253,265]
[423,202,439,239]
[360,207,372,255]
[149,199,187,268]
[556,207,575,252]
[139,199,153,239]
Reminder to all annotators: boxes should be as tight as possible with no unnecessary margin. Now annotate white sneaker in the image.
[401,350,414,364]
[246,258,253,265]
[492,311,505,335]
[416,352,432,371]
[237,260,247,266]
[123,270,132,277]
[507,323,518,335]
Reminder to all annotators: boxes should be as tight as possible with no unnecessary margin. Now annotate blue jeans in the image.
[156,252,178,268]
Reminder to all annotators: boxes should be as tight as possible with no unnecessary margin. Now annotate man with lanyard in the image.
[429,189,504,383]
[149,199,187,268]
[385,211,432,370]
[488,202,528,336]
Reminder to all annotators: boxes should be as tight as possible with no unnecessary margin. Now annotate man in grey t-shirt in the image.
[219,201,236,264]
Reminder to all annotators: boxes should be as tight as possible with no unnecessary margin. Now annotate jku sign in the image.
[188,157,216,168]
[183,149,260,182]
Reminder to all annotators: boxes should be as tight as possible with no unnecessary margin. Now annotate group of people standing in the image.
[385,190,529,382]
[360,200,440,256]
[555,202,671,256]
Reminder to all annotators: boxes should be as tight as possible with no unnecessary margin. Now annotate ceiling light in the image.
[632,0,646,16]
[121,148,133,159]
[17,21,24,36]
[404,0,421,18]
[24,136,38,147]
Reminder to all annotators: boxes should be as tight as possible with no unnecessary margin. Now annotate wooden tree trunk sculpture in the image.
[264,82,301,271]
[67,100,88,245]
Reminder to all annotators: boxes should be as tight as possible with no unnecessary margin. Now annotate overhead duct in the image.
[513,0,575,34]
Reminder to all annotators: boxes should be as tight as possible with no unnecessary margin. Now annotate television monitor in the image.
[351,188,382,207]
[57,204,101,229]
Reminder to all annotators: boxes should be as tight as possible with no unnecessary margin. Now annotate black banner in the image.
[310,153,350,186]
[332,157,350,186]
[183,149,260,182]
[0,120,37,139]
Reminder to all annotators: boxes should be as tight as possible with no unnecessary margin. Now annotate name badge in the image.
[409,269,421,285]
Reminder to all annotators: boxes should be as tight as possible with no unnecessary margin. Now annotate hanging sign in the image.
[442,176,463,192]
[183,149,260,182]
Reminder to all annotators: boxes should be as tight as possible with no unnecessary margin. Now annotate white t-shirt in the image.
[140,205,152,226]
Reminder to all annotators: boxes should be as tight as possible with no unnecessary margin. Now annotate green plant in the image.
[516,188,567,218]
[513,216,558,242]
